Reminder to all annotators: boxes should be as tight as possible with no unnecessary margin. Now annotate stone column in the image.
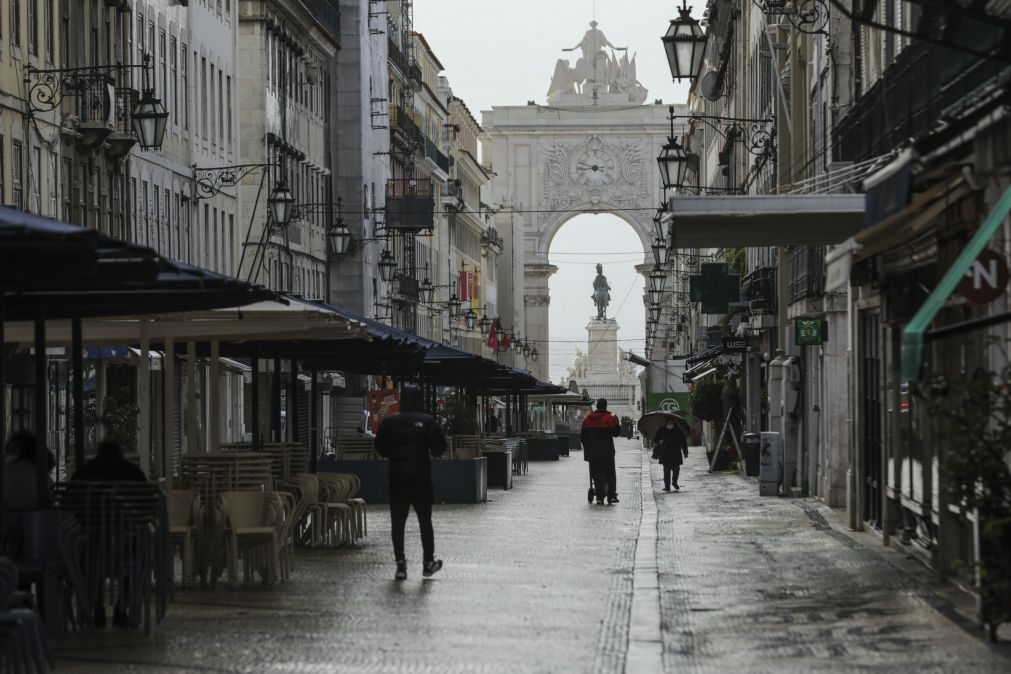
[523,262,557,381]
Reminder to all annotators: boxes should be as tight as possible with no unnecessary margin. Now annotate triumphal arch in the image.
[483,21,686,380]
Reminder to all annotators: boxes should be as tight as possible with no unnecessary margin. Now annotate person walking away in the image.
[581,398,621,505]
[375,385,447,580]
[72,440,146,627]
[653,421,689,491]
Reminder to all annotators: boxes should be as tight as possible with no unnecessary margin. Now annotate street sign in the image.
[722,337,748,353]
[795,318,826,346]
[956,248,1009,304]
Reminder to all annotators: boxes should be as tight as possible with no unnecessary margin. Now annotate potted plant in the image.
[689,374,734,470]
[84,387,140,452]
[920,368,1011,641]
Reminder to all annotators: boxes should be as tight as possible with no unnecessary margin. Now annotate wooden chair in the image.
[166,490,201,587]
[217,491,282,587]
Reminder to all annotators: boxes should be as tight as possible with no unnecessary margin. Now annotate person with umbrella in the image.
[638,412,690,492]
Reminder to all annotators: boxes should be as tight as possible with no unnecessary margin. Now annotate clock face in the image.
[572,149,616,186]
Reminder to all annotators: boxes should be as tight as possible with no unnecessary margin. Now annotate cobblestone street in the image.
[51,440,1010,673]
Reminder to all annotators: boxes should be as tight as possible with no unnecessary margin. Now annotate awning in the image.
[902,185,1011,381]
[664,194,866,247]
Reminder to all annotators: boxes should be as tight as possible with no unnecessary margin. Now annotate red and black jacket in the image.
[580,410,621,462]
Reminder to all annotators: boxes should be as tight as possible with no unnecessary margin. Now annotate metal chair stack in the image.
[0,557,53,674]
[52,482,170,636]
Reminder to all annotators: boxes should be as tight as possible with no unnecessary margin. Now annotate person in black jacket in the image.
[653,421,689,491]
[580,398,621,505]
[375,385,447,580]
[72,440,147,482]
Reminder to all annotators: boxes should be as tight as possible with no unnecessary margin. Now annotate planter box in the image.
[319,457,487,504]
[527,437,560,461]
[483,450,513,489]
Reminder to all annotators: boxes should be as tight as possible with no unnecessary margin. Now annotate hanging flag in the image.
[486,317,498,350]
[500,321,511,350]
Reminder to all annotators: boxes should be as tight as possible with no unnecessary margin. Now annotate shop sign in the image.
[795,318,826,346]
[722,337,748,354]
[646,392,692,425]
[956,248,1009,305]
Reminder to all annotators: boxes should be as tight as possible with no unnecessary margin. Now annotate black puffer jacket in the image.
[375,411,447,484]
[653,426,688,466]
[580,410,621,462]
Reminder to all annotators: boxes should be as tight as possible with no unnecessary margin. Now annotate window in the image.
[201,56,207,140]
[130,177,137,240]
[181,43,188,129]
[203,203,209,267]
[170,37,177,121]
[164,187,170,256]
[31,146,41,213]
[209,63,215,146]
[226,75,232,149]
[159,29,167,110]
[153,185,160,252]
[212,207,218,271]
[76,162,85,226]
[11,0,21,47]
[60,0,69,69]
[12,140,23,210]
[61,158,71,221]
[173,193,181,260]
[28,0,37,55]
[141,180,149,246]
[108,169,116,237]
[217,69,223,149]
[181,195,190,262]
[228,213,234,274]
[48,151,57,216]
[90,0,98,66]
[136,13,143,62]
[91,167,100,232]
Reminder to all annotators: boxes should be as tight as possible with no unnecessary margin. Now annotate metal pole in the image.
[0,294,6,519]
[163,338,175,486]
[288,358,298,443]
[34,311,48,508]
[310,362,319,473]
[71,317,84,472]
[251,347,260,450]
[139,322,151,474]
[271,356,282,442]
[209,341,221,451]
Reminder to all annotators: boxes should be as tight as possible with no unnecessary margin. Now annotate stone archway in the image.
[482,22,687,380]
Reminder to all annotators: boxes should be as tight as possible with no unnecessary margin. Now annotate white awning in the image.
[664,194,866,247]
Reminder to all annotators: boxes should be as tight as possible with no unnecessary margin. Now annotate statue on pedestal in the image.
[592,263,611,320]
[546,21,648,105]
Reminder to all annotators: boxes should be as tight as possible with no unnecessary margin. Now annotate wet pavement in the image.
[52,439,1011,673]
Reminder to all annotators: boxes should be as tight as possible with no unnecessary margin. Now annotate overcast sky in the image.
[414,1,691,383]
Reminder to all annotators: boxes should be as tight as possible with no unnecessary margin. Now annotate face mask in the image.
[665,422,674,430]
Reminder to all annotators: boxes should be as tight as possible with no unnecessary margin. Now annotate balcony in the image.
[394,276,419,303]
[741,266,776,314]
[308,0,340,44]
[425,137,449,173]
[834,27,1004,163]
[390,106,423,151]
[388,38,409,76]
[788,246,826,304]
[385,178,434,232]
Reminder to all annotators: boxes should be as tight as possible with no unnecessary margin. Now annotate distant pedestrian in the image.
[375,384,447,580]
[72,440,147,482]
[653,421,689,491]
[580,398,621,505]
[72,439,146,628]
[486,413,499,434]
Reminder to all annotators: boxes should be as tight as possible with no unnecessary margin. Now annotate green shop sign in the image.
[795,318,826,346]
[646,392,692,425]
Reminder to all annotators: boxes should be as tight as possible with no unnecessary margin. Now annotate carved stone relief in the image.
[541,135,647,211]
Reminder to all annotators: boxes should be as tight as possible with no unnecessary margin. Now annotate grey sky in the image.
[413,1,690,382]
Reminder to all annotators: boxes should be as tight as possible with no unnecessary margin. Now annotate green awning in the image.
[901,185,1011,381]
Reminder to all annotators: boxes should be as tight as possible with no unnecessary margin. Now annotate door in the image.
[860,311,883,528]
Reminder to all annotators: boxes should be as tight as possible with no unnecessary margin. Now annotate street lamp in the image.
[523,343,532,358]
[649,304,662,323]
[652,236,671,267]
[378,249,397,282]
[447,293,461,318]
[328,197,352,256]
[649,265,667,293]
[132,88,169,150]
[267,180,295,227]
[419,277,435,304]
[662,1,708,83]
[465,308,478,330]
[530,347,539,362]
[478,311,492,331]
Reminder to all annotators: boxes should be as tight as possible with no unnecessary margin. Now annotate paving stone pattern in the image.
[50,440,1010,673]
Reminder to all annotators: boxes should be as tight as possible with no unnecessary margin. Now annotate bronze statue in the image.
[592,263,611,320]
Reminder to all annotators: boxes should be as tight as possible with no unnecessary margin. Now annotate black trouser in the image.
[589,458,617,500]
[389,481,435,562]
[663,464,681,490]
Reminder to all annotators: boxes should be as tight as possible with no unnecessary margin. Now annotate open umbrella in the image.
[637,411,690,441]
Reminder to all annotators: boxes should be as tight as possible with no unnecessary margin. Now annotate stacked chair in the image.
[51,482,170,636]
[0,557,53,674]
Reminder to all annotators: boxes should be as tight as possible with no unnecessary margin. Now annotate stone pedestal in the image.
[586,318,618,376]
